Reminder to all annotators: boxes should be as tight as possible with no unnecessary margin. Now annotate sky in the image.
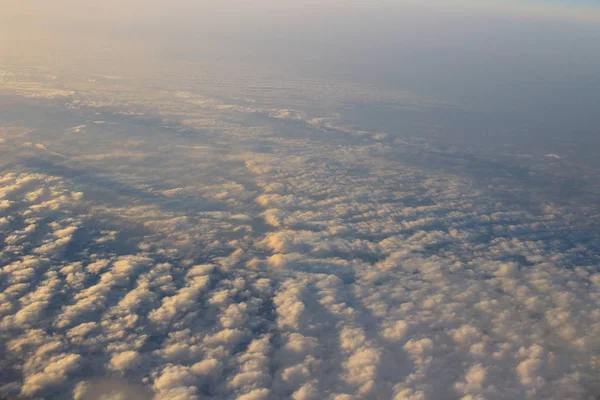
[3,0,600,120]
[1,1,600,400]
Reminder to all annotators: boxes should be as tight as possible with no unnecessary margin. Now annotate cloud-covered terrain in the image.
[0,64,599,400]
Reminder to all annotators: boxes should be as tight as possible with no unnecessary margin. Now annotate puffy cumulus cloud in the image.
[273,279,307,331]
[381,320,409,342]
[71,379,152,400]
[148,274,211,328]
[1,67,600,400]
[236,388,270,400]
[227,335,272,398]
[191,358,221,377]
[109,350,142,373]
[260,229,378,261]
[152,364,200,400]
[341,345,381,395]
[454,363,487,396]
[21,353,82,397]
[1,273,60,329]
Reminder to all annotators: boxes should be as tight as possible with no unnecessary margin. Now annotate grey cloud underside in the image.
[0,68,600,400]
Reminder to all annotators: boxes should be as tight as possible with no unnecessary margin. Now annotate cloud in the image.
[148,275,211,328]
[21,353,82,397]
[109,351,142,373]
[0,63,599,400]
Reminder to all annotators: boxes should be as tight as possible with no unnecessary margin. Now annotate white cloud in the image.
[0,66,599,400]
[236,388,270,400]
[109,350,142,372]
[21,353,82,397]
[149,275,210,327]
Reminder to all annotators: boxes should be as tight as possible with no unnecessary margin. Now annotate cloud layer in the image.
[0,64,599,400]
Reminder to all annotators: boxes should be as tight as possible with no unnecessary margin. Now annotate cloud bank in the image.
[0,60,599,400]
